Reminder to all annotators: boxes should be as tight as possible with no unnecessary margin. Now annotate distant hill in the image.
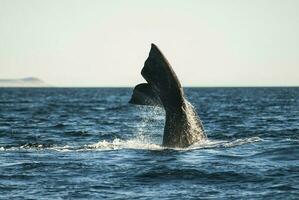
[0,77,49,87]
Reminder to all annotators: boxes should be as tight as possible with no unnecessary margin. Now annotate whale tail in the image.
[129,44,206,147]
[129,44,184,110]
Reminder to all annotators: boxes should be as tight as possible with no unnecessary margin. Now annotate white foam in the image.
[84,136,262,151]
[190,136,262,149]
[48,145,74,152]
[86,138,163,151]
[0,136,262,152]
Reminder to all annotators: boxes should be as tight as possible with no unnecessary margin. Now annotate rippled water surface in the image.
[0,88,298,199]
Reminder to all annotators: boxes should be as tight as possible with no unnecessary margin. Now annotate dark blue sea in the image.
[0,88,298,199]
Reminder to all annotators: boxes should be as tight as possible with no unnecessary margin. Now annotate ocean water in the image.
[0,87,298,199]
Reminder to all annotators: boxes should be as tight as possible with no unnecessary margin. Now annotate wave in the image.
[135,166,264,183]
[0,136,262,152]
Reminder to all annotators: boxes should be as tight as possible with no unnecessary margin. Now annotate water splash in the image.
[134,105,165,143]
[184,100,207,142]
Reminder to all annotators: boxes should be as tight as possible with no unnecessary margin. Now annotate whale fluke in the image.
[130,44,206,148]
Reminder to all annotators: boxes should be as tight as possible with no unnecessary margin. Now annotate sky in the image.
[0,0,298,87]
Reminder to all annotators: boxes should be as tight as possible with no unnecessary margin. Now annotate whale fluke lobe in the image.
[130,43,206,148]
[129,83,162,106]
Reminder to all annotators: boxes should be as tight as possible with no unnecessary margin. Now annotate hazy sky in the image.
[0,0,298,86]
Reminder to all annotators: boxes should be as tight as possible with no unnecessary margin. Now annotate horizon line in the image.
[0,85,299,88]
